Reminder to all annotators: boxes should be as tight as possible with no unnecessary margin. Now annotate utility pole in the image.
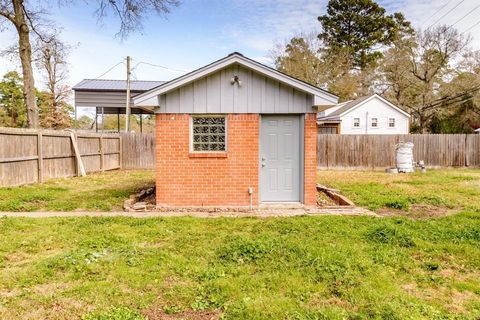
[125,56,131,132]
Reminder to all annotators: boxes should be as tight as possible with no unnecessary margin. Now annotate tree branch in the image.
[0,9,16,25]
[22,7,51,43]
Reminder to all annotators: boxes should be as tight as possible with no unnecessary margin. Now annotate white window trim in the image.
[388,118,396,128]
[353,118,360,128]
[189,114,228,153]
[371,117,378,127]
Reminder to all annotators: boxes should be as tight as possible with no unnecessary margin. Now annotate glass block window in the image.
[192,116,226,152]
[389,118,395,127]
[371,118,378,127]
[353,118,360,127]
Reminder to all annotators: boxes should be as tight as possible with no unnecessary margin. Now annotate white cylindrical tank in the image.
[396,142,414,173]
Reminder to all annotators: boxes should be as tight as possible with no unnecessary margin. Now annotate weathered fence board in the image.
[0,128,122,187]
[317,134,480,169]
[2,128,478,186]
[120,132,155,169]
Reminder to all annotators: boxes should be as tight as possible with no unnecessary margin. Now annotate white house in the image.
[317,94,411,134]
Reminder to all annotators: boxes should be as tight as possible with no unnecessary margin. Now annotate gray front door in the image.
[260,115,301,202]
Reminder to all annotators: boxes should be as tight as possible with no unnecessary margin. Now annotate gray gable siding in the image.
[157,64,314,114]
[75,91,137,108]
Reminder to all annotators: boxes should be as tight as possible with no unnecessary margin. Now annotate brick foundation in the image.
[155,113,317,207]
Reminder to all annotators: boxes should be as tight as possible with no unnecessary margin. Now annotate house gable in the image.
[154,64,323,114]
[340,94,410,118]
[134,53,338,112]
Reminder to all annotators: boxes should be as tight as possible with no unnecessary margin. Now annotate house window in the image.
[371,118,378,127]
[353,118,360,127]
[191,116,226,152]
[389,118,395,127]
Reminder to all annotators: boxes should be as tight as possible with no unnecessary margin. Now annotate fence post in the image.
[37,131,43,183]
[119,135,123,170]
[100,135,105,172]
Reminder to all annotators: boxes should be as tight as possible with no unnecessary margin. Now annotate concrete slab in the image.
[0,207,377,218]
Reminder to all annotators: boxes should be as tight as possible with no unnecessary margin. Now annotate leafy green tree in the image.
[318,0,412,69]
[74,115,95,130]
[428,57,480,133]
[273,34,371,101]
[36,90,73,129]
[275,36,323,86]
[0,71,27,127]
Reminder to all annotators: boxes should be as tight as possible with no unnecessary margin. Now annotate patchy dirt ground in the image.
[141,308,221,320]
[376,205,460,219]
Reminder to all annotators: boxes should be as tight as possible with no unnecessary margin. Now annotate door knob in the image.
[261,157,266,167]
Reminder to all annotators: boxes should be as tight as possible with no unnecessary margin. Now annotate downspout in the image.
[365,111,369,134]
[248,187,254,210]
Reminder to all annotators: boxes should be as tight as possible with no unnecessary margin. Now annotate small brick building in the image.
[134,53,338,207]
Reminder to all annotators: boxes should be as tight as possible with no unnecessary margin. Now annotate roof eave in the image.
[134,53,338,106]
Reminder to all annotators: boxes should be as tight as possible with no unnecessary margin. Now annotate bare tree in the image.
[35,33,74,129]
[94,0,179,39]
[407,26,470,132]
[0,0,179,128]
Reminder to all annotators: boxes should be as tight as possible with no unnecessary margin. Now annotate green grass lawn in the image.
[318,169,480,217]
[0,169,479,319]
[0,214,479,319]
[0,170,155,212]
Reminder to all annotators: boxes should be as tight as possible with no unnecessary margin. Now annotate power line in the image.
[427,0,465,29]
[132,61,187,73]
[461,20,480,34]
[93,61,125,79]
[131,69,139,81]
[79,61,125,87]
[425,85,480,110]
[449,3,480,28]
[381,2,478,92]
[421,0,454,26]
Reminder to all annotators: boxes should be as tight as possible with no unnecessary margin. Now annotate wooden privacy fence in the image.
[0,128,122,187]
[317,134,480,169]
[120,132,156,169]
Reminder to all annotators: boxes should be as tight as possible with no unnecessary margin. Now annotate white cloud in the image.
[221,0,480,53]
[381,0,480,48]
[218,0,326,55]
[1,0,480,94]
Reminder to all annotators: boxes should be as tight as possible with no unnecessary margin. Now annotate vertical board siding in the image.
[120,132,156,169]
[159,64,313,114]
[317,134,480,169]
[207,72,222,113]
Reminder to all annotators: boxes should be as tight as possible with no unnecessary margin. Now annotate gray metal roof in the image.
[73,79,166,92]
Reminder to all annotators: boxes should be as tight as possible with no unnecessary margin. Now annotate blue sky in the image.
[1,0,479,89]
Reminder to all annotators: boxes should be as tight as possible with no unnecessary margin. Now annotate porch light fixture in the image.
[230,75,242,86]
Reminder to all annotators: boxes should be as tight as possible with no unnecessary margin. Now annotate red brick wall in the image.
[155,113,317,207]
[155,114,259,207]
[303,113,318,206]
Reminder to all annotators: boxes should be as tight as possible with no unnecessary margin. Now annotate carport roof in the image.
[73,79,166,92]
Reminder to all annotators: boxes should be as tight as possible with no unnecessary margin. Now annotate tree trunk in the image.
[12,0,39,128]
[419,113,428,133]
